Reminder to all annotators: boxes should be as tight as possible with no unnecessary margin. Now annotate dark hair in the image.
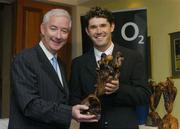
[84,6,114,27]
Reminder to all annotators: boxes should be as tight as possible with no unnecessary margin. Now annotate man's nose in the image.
[56,30,62,39]
[96,27,102,34]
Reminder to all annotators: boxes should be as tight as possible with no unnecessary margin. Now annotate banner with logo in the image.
[81,8,149,124]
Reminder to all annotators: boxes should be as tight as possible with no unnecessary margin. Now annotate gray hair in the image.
[42,8,72,28]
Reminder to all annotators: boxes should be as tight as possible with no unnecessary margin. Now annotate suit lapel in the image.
[85,49,98,79]
[35,45,65,92]
[112,43,121,57]
[57,59,69,97]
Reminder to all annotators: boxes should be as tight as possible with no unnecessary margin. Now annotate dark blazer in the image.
[8,44,72,129]
[69,44,151,129]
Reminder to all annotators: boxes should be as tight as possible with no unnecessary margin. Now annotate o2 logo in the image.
[121,22,144,44]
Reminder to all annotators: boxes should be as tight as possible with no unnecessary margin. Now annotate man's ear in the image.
[40,23,45,35]
[111,23,115,32]
[85,27,90,36]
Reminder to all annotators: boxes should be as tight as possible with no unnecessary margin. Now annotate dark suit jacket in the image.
[8,44,72,129]
[69,44,151,129]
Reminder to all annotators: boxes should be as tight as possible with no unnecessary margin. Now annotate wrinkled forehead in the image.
[43,15,72,29]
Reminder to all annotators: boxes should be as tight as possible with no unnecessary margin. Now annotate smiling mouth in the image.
[51,38,64,44]
[96,36,103,39]
[95,34,106,39]
[95,36,105,41]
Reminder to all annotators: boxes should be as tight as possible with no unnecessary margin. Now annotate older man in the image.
[8,8,97,129]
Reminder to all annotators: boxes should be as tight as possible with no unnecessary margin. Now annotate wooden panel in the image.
[23,7,42,48]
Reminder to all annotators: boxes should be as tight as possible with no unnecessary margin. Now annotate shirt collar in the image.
[39,41,57,61]
[94,42,114,62]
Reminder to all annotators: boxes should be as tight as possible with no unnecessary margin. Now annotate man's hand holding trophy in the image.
[81,51,124,120]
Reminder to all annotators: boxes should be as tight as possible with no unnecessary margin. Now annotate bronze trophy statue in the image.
[158,77,178,129]
[145,80,162,126]
[81,51,124,119]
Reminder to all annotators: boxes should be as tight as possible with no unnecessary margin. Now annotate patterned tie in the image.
[51,56,58,73]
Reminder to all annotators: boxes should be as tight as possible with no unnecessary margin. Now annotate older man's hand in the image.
[72,105,98,123]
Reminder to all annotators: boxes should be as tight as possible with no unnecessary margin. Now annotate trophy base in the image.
[81,94,101,119]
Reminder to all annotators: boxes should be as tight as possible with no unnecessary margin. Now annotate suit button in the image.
[104,121,108,129]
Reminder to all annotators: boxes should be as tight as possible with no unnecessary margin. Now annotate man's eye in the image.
[100,24,107,27]
[89,25,97,29]
[50,27,57,31]
[61,29,69,33]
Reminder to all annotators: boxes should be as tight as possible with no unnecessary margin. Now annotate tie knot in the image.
[101,53,106,58]
[52,56,57,62]
[51,56,58,72]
